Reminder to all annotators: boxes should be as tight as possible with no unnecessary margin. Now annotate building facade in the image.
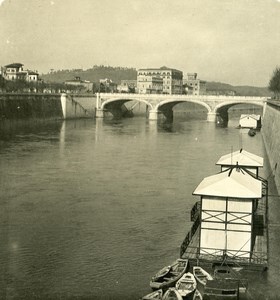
[183,73,206,95]
[117,80,137,93]
[2,63,39,82]
[137,67,183,94]
[64,76,93,92]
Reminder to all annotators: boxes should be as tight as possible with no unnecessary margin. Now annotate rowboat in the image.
[150,259,189,290]
[192,289,203,300]
[248,128,256,136]
[162,288,183,300]
[204,279,239,300]
[141,289,163,300]
[175,272,196,297]
[193,266,213,286]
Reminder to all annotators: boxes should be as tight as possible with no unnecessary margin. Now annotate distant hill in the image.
[41,65,137,84]
[41,66,272,97]
[206,81,272,97]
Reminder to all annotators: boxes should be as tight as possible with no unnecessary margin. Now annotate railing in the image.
[180,217,200,258]
[99,93,268,101]
[190,201,200,222]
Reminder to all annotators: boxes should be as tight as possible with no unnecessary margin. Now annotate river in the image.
[0,112,279,299]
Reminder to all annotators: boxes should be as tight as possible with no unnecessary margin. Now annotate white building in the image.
[2,63,39,82]
[183,73,206,95]
[193,167,263,260]
[137,66,183,94]
[239,114,261,129]
[216,149,263,177]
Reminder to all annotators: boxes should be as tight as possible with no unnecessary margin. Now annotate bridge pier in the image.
[149,109,159,120]
[95,108,104,118]
[207,112,217,122]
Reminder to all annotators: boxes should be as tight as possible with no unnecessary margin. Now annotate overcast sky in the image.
[1,0,280,86]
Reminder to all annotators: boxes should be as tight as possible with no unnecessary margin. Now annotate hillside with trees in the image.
[41,65,137,84]
[206,81,272,97]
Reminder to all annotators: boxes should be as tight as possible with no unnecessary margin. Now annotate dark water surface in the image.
[0,115,279,299]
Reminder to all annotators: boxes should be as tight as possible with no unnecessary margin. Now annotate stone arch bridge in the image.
[96,93,268,122]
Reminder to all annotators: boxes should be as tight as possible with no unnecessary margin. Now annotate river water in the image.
[0,112,279,300]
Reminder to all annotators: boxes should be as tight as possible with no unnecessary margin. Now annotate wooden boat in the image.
[193,266,213,286]
[214,266,233,280]
[248,128,256,136]
[192,289,203,300]
[204,279,239,300]
[150,258,189,290]
[141,289,163,300]
[175,272,196,297]
[162,288,183,300]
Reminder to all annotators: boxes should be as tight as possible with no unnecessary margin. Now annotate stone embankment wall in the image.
[0,93,63,120]
[262,101,280,195]
[0,93,89,120]
[71,94,97,117]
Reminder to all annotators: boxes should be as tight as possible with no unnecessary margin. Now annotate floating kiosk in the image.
[140,149,268,299]
[180,149,268,272]
[239,114,262,129]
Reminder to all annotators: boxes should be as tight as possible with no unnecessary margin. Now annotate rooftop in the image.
[193,167,262,198]
[216,149,263,168]
[5,63,24,68]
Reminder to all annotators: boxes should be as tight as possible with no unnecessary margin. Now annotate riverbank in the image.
[0,93,89,120]
[262,100,280,196]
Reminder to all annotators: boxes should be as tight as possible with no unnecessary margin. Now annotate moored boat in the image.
[150,258,189,290]
[193,266,213,286]
[192,289,203,300]
[175,272,196,297]
[203,279,239,300]
[162,287,183,300]
[141,289,163,300]
[248,128,256,136]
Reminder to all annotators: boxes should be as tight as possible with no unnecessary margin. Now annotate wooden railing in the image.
[180,216,200,258]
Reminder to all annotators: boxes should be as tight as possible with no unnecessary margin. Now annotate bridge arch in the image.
[155,98,212,112]
[214,100,264,114]
[100,97,153,110]
[213,100,264,125]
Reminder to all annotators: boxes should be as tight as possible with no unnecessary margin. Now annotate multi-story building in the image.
[1,63,39,82]
[64,76,93,92]
[117,80,137,93]
[99,78,118,93]
[183,73,206,95]
[137,75,163,94]
[137,66,183,94]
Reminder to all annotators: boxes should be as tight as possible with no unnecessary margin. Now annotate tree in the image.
[268,67,280,99]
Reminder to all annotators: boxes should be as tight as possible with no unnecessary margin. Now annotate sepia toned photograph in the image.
[0,0,280,299]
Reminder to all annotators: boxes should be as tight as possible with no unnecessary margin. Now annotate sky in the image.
[1,0,280,86]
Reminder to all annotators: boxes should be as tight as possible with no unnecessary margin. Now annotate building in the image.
[192,167,263,260]
[137,75,163,94]
[99,78,117,93]
[137,66,183,94]
[117,80,137,93]
[64,76,93,92]
[239,114,262,129]
[216,149,263,177]
[2,63,39,82]
[183,73,206,95]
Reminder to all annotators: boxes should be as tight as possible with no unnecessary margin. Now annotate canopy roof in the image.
[216,149,263,168]
[193,168,262,198]
[240,114,261,121]
[5,63,24,68]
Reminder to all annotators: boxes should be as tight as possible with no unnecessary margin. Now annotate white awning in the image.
[193,168,262,198]
[216,149,263,168]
